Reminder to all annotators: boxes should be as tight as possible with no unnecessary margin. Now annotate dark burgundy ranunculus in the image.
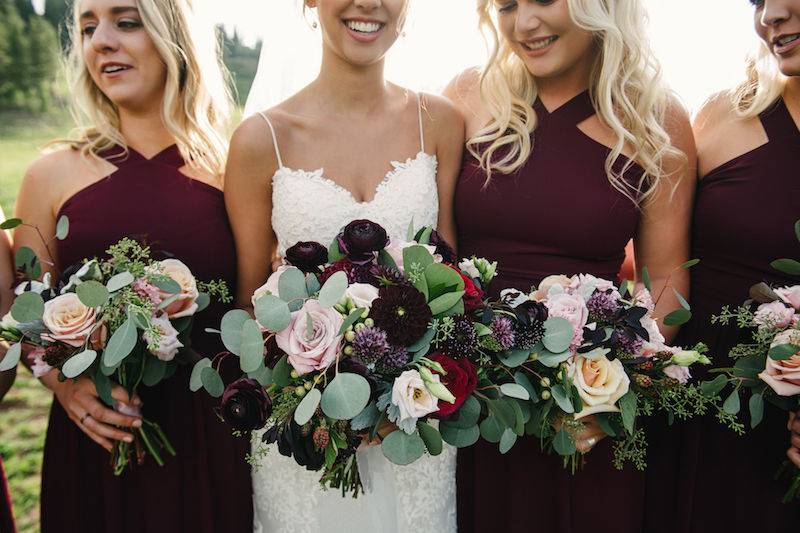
[515,299,549,326]
[320,260,374,285]
[286,241,328,272]
[220,378,272,432]
[428,353,478,418]
[337,220,389,263]
[428,230,457,264]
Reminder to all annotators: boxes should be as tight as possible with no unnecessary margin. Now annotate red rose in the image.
[452,267,484,312]
[429,353,477,418]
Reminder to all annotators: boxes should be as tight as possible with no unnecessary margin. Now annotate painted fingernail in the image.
[133,419,142,428]
[124,435,133,443]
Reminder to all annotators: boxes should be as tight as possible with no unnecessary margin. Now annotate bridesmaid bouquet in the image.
[194,220,496,497]
[0,216,230,474]
[710,221,800,502]
[476,272,728,472]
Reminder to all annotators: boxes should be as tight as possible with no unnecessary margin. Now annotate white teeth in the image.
[524,36,557,51]
[778,34,800,46]
[345,20,382,33]
[103,65,128,73]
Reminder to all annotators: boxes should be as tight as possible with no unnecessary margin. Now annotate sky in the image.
[213,0,760,114]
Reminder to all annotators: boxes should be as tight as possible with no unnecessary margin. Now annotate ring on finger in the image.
[80,412,92,425]
[584,436,598,448]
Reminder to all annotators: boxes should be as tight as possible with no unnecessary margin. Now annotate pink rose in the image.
[41,293,105,348]
[633,288,655,313]
[154,259,199,319]
[545,292,589,346]
[277,300,343,376]
[759,330,800,396]
[144,314,183,361]
[775,286,800,311]
[754,301,796,329]
[663,364,691,385]
[570,274,616,295]
[252,265,292,307]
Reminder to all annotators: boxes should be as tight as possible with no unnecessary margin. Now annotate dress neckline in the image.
[272,151,437,206]
[534,90,595,125]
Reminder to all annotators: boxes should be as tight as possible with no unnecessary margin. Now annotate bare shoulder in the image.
[228,111,282,179]
[692,90,765,177]
[661,94,695,154]
[421,93,464,130]
[23,146,103,194]
[443,66,482,105]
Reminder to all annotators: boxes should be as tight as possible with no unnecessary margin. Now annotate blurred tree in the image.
[218,24,262,106]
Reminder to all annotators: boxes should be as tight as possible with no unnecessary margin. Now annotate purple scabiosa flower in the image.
[586,291,621,322]
[491,317,516,351]
[352,326,390,365]
[376,346,410,374]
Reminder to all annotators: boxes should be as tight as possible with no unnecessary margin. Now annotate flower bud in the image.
[425,379,457,404]
[343,345,354,356]
[364,318,374,328]
[528,352,539,362]
[670,350,702,367]
[541,390,552,400]
[290,370,300,379]
[540,377,551,387]
[304,381,313,390]
[354,322,366,332]
[294,386,306,397]
[345,330,356,342]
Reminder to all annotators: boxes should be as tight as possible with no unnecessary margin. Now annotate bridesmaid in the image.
[657,0,800,530]
[1,206,17,533]
[444,1,695,531]
[13,1,251,531]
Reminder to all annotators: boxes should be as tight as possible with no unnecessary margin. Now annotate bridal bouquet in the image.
[476,271,732,471]
[194,220,497,497]
[709,221,800,502]
[0,216,229,474]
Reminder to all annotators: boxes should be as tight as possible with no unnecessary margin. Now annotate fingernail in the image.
[124,436,133,443]
[133,419,142,428]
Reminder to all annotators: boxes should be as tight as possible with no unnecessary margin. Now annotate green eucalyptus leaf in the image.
[378,249,398,269]
[771,259,800,276]
[642,266,652,291]
[700,375,729,397]
[200,366,224,398]
[673,288,691,311]
[153,277,181,294]
[0,342,22,372]
[440,422,480,448]
[306,274,321,295]
[663,308,692,326]
[195,292,211,313]
[514,371,538,402]
[240,319,265,373]
[278,267,308,310]
[428,291,465,316]
[551,384,574,414]
[769,343,800,361]
[542,317,573,353]
[723,390,741,415]
[102,318,137,367]
[681,259,700,269]
[294,388,322,425]
[93,365,114,406]
[619,390,637,434]
[55,215,70,240]
[382,430,425,465]
[190,358,213,392]
[749,393,764,429]
[106,271,135,292]
[500,382,530,401]
[247,362,274,387]
[0,218,22,230]
[402,245,435,274]
[479,416,503,443]
[499,428,517,454]
[320,372,371,420]
[15,246,41,279]
[338,307,365,336]
[417,227,433,245]
[273,355,292,387]
[449,395,481,429]
[254,295,291,333]
[327,239,344,262]
[220,309,250,355]
[498,349,530,368]
[76,280,109,307]
[142,356,167,386]
[424,263,464,300]
[11,292,45,323]
[553,426,577,456]
[417,421,443,455]
[318,271,348,308]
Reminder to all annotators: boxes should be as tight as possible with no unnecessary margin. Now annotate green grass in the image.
[1,107,73,533]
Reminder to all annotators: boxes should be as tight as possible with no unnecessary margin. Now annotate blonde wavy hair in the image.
[64,0,233,179]
[732,39,788,118]
[471,0,682,205]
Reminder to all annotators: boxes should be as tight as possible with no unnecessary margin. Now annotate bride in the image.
[224,1,464,531]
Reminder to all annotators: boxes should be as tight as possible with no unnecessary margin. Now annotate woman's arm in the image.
[634,99,697,343]
[13,151,141,450]
[0,207,16,402]
[424,94,465,251]
[225,114,280,309]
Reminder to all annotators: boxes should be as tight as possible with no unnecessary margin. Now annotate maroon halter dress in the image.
[455,91,646,533]
[39,145,252,533]
[645,98,800,532]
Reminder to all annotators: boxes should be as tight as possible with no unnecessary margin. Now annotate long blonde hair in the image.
[64,0,233,179]
[471,0,682,205]
[732,40,787,118]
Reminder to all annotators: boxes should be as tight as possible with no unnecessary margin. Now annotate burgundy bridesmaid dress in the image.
[646,98,800,532]
[455,91,646,533]
[1,456,16,533]
[39,145,252,533]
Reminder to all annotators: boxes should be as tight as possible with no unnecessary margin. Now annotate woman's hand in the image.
[555,415,607,454]
[789,411,800,468]
[43,371,142,452]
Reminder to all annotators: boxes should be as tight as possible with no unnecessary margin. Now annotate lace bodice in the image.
[251,95,456,533]
[271,151,439,254]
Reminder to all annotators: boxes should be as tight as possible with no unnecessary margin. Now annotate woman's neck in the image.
[785,75,800,106]
[534,55,593,111]
[309,46,392,117]
[118,106,175,158]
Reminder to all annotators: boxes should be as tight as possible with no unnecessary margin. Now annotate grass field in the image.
[1,108,73,533]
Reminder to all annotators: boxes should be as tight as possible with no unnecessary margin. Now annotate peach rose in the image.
[568,354,630,419]
[759,330,800,396]
[277,299,343,376]
[533,275,572,301]
[41,293,105,348]
[154,259,198,319]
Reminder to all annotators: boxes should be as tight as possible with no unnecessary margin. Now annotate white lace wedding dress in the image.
[251,96,457,533]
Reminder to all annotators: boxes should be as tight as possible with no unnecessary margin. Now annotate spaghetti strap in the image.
[417,92,426,153]
[257,111,285,168]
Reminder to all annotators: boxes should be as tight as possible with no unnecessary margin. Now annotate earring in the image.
[312,21,318,28]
